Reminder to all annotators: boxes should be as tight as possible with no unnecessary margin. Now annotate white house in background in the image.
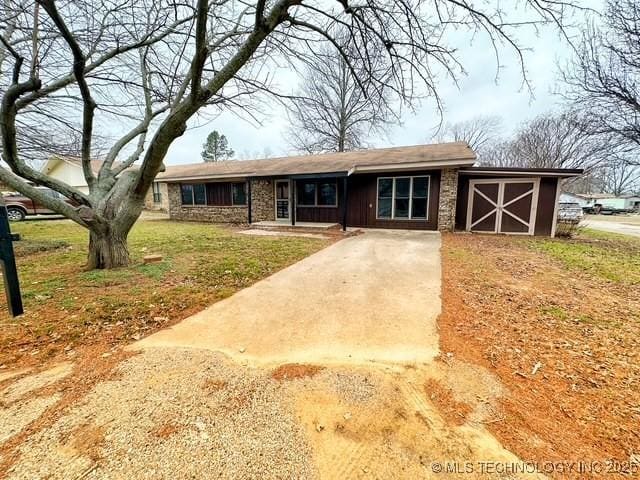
[560,192,640,211]
[559,192,590,207]
[39,155,170,211]
[40,156,104,194]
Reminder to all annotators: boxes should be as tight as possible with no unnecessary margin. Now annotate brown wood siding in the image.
[295,179,343,223]
[534,177,558,236]
[455,175,559,236]
[345,171,441,230]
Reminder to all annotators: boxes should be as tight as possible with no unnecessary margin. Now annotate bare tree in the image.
[287,40,395,153]
[483,112,611,172]
[435,115,503,161]
[596,155,640,195]
[562,0,640,163]
[1,0,579,269]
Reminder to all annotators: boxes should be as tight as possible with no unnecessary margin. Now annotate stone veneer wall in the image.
[437,168,459,231]
[166,183,248,223]
[250,179,275,222]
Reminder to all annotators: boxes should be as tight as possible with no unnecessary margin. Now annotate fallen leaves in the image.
[439,232,640,474]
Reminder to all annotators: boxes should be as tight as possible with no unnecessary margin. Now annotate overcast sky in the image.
[164,1,602,165]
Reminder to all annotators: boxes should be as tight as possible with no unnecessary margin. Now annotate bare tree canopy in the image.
[482,112,610,170]
[562,0,640,162]
[596,155,640,195]
[0,0,580,269]
[202,130,234,162]
[287,40,395,153]
[434,115,503,161]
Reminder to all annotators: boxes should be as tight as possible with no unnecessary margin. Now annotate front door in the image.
[467,179,539,235]
[275,180,290,221]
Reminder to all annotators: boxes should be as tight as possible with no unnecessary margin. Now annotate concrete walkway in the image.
[135,229,442,366]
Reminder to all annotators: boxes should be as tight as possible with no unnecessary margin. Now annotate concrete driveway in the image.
[135,229,441,366]
[583,216,640,238]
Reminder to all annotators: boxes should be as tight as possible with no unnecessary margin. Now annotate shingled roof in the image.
[157,142,476,182]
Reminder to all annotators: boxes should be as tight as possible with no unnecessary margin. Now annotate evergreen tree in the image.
[202,131,234,162]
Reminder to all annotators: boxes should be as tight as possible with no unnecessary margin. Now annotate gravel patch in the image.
[6,348,318,480]
[1,363,72,403]
[0,394,61,443]
[319,370,379,404]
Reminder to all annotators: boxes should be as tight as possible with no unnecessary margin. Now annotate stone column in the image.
[250,179,275,222]
[437,168,459,232]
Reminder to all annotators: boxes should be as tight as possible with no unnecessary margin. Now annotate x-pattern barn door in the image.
[466,178,540,235]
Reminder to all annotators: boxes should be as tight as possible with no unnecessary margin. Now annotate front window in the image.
[318,182,337,206]
[377,176,430,220]
[180,183,206,205]
[153,182,162,203]
[232,182,247,205]
[298,182,316,206]
[180,184,194,205]
[297,180,337,207]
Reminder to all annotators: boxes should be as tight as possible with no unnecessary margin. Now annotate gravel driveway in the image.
[135,229,442,366]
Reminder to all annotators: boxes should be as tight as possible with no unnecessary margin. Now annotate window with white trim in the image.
[377,176,429,220]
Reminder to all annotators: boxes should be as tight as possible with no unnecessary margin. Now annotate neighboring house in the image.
[559,192,590,208]
[39,156,136,196]
[144,181,169,211]
[153,142,581,237]
[40,156,99,194]
[560,192,640,211]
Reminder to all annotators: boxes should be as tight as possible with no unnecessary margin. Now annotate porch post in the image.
[342,176,348,231]
[247,179,252,224]
[291,178,296,226]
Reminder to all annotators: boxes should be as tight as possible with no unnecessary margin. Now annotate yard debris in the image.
[238,347,245,353]
[531,362,542,376]
[143,254,163,264]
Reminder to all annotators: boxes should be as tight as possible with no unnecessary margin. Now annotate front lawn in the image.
[440,229,640,473]
[530,228,640,284]
[1,218,330,367]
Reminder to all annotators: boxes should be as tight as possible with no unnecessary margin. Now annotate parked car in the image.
[582,203,632,215]
[2,188,67,221]
[557,202,583,222]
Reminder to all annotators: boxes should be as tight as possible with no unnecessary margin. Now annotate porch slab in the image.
[237,229,329,239]
[251,220,341,230]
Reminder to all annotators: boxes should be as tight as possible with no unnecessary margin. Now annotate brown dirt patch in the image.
[439,233,640,478]
[149,422,185,439]
[271,363,325,381]
[424,378,473,426]
[202,379,228,392]
[69,423,105,461]
[0,345,136,474]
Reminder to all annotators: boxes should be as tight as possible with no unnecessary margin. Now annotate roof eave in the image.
[349,158,476,175]
[460,167,583,178]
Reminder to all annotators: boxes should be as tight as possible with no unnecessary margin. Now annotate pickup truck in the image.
[2,188,66,221]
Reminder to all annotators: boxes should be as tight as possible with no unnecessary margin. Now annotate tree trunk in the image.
[87,229,130,269]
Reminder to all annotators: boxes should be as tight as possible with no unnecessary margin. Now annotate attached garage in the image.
[455,168,583,237]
